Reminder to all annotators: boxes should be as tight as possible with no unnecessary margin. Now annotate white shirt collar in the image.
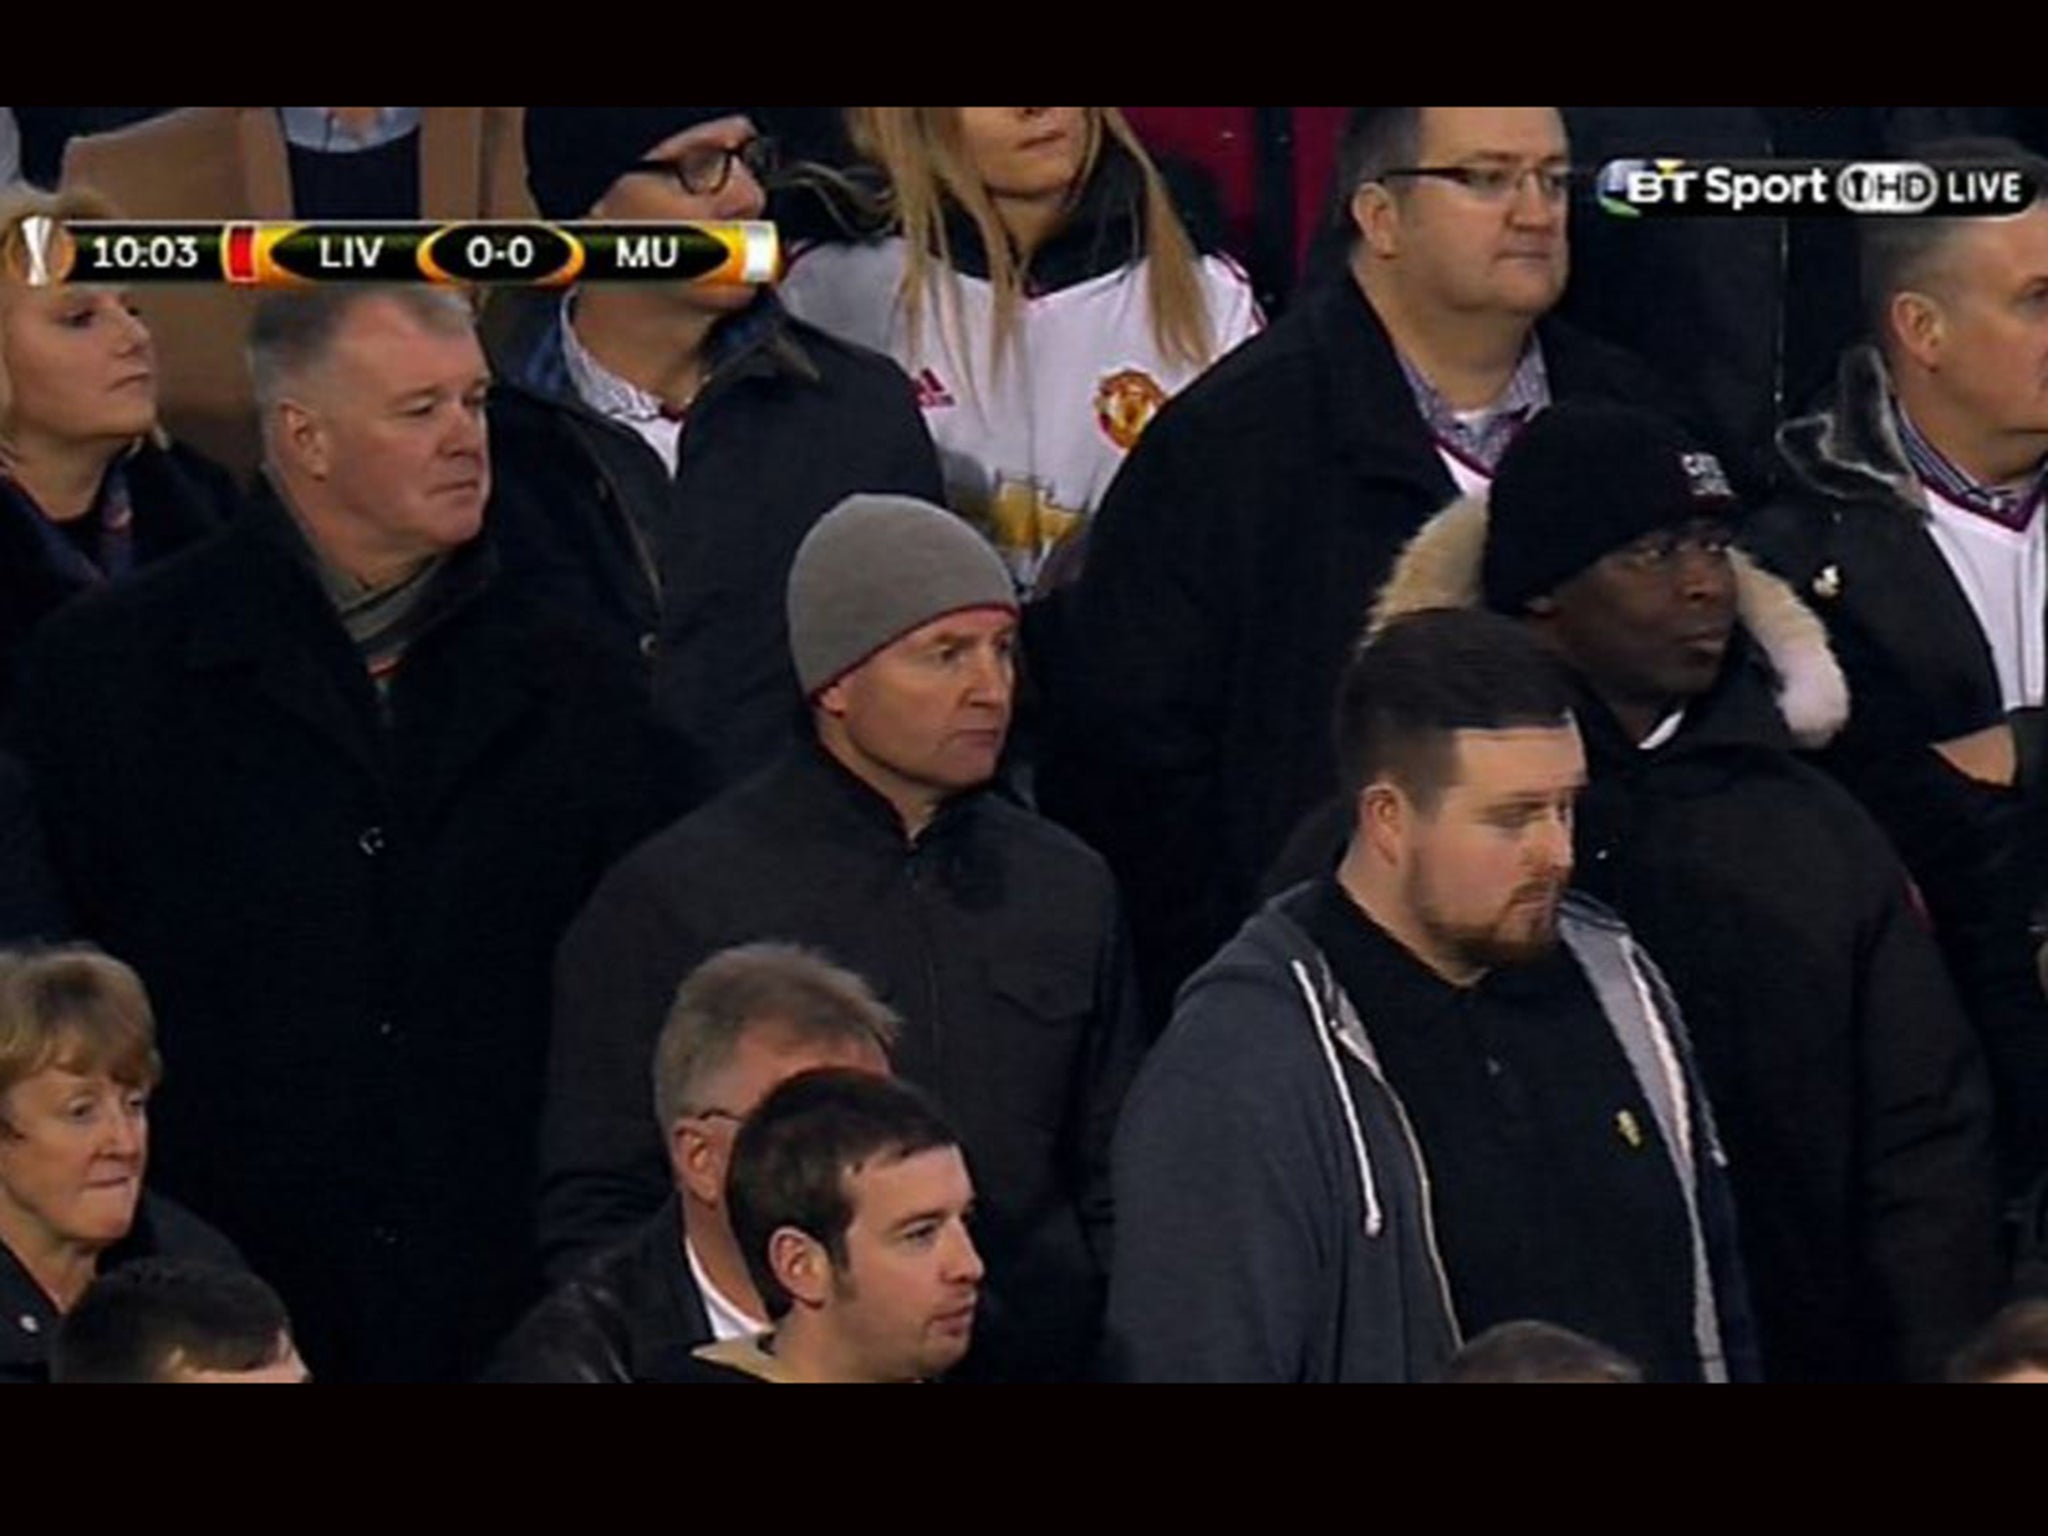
[685,1236,769,1343]
[277,108,422,154]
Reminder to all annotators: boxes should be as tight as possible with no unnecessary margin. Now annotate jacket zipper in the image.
[1293,961,1465,1347]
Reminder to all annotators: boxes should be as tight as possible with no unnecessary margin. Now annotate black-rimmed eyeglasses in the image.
[626,136,781,197]
[1380,164,1575,202]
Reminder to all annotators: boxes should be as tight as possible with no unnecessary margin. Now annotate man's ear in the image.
[670,1119,723,1205]
[769,1227,831,1310]
[1352,182,1402,261]
[815,677,851,722]
[1360,780,1409,864]
[1889,289,1946,371]
[277,400,330,481]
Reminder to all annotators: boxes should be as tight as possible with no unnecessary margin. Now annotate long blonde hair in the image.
[844,108,1217,378]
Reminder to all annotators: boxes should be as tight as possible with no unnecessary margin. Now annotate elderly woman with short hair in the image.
[0,946,239,1384]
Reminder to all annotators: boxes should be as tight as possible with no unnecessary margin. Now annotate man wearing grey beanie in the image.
[486,109,944,797]
[541,494,1148,1381]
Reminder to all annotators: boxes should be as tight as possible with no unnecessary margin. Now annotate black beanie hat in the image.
[1482,401,1740,613]
[524,108,750,220]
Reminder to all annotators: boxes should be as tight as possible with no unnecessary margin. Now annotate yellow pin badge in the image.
[1616,1109,1644,1150]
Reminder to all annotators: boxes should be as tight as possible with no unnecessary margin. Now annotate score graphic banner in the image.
[5,221,782,288]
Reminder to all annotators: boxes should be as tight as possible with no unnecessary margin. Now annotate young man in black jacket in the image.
[486,107,946,795]
[1049,105,1694,1027]
[486,944,893,1383]
[544,494,1147,1381]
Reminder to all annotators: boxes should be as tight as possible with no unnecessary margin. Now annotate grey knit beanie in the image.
[788,495,1018,697]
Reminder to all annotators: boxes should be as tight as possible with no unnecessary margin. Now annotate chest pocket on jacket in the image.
[980,958,1095,1135]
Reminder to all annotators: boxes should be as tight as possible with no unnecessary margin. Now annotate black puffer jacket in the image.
[1346,492,2005,1382]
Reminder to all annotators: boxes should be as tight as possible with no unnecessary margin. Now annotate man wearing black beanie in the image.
[1354,400,2004,1381]
[488,108,944,797]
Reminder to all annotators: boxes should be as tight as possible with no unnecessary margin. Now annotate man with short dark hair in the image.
[1051,105,1694,1026]
[545,492,1145,1380]
[1746,137,2048,1199]
[52,1258,307,1384]
[1107,608,1752,1384]
[665,1068,981,1384]
[14,287,668,1381]
[1442,1320,1643,1384]
[486,943,894,1382]
[1360,401,2002,1381]
[487,107,945,794]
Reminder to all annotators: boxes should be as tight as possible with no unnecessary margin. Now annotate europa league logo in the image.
[2,216,78,287]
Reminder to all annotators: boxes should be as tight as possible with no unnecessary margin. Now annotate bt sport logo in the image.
[1596,159,2039,218]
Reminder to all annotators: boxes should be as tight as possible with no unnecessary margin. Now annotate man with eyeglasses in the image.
[1334,400,1999,1381]
[1049,106,1698,1031]
[486,943,894,1383]
[488,108,944,798]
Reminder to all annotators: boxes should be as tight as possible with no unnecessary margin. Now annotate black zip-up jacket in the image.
[484,292,944,794]
[1044,271,1689,1026]
[482,1196,709,1384]
[1746,345,2048,1196]
[542,741,1148,1380]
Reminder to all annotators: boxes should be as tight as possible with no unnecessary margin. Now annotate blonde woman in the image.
[780,108,1261,596]
[0,188,236,723]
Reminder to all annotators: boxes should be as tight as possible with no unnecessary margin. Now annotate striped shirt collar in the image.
[1397,339,1552,475]
[1896,402,2047,532]
[560,302,674,425]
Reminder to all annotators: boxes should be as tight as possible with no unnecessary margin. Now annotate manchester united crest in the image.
[1095,368,1169,452]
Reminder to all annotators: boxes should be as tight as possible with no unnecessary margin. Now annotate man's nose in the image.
[950,1226,986,1286]
[966,645,1014,705]
[1511,173,1565,228]
[1675,546,1734,603]
[1531,810,1574,878]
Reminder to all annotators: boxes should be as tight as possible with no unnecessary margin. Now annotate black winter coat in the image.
[12,490,671,1382]
[485,293,945,793]
[0,439,234,726]
[543,742,1149,1380]
[1745,346,2048,1195]
[0,751,64,943]
[1045,272,1688,1024]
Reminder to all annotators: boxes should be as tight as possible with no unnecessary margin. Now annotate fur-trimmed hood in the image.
[1369,492,1852,750]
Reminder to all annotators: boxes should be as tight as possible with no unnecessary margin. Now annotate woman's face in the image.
[0,1064,148,1258]
[955,108,1092,201]
[1,286,157,449]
